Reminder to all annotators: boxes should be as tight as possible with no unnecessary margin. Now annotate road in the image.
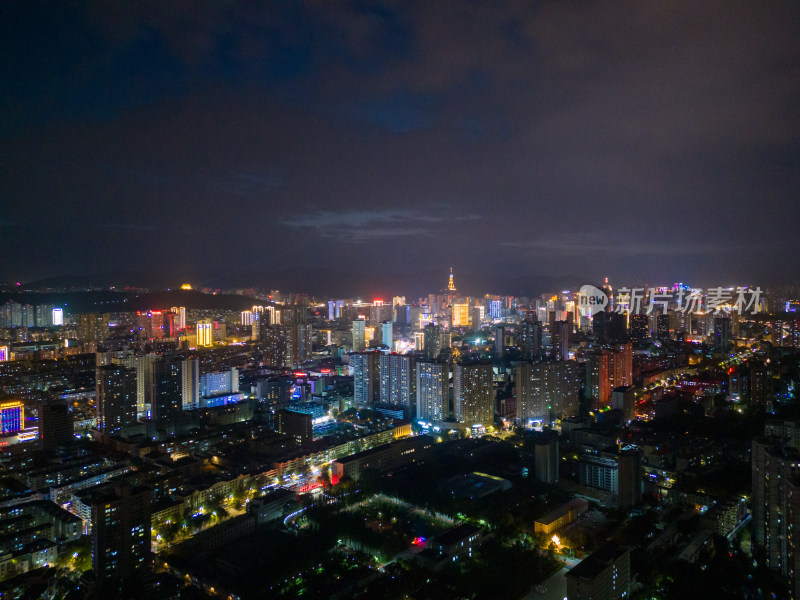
[524,556,581,600]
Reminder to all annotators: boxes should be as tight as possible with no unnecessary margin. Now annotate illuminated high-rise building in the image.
[447,267,457,292]
[380,321,393,347]
[490,300,502,320]
[379,353,416,416]
[516,360,580,425]
[454,361,494,427]
[451,303,470,328]
[197,321,213,347]
[262,325,289,367]
[656,313,670,341]
[392,296,406,307]
[152,356,197,425]
[416,360,450,422]
[714,316,732,351]
[352,319,366,353]
[91,482,151,586]
[286,323,313,366]
[0,400,24,434]
[52,307,64,326]
[96,364,137,435]
[0,346,8,362]
[551,320,570,360]
[78,313,110,343]
[351,351,380,407]
[752,436,800,598]
[170,306,186,330]
[628,314,649,345]
[241,310,252,326]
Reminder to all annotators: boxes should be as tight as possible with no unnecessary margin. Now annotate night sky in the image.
[2,2,799,297]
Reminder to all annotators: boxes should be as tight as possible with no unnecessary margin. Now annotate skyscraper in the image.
[91,483,151,585]
[379,353,416,418]
[617,445,642,509]
[714,316,732,352]
[380,321,393,348]
[656,313,670,341]
[628,314,649,345]
[351,351,380,407]
[516,360,581,425]
[197,320,213,347]
[96,364,138,435]
[352,319,366,353]
[752,436,800,597]
[38,400,74,451]
[416,360,450,422]
[454,361,494,427]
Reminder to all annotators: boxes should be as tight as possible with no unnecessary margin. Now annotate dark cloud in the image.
[1,1,798,295]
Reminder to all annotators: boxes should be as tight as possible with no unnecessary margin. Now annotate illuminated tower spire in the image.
[447,267,456,292]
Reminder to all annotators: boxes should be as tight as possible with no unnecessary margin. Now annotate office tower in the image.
[752,437,800,597]
[490,300,502,320]
[379,353,416,417]
[351,351,380,407]
[714,316,732,352]
[96,364,137,435]
[656,313,670,341]
[277,409,313,448]
[136,310,164,339]
[197,320,213,346]
[617,445,642,508]
[91,483,151,584]
[38,400,73,451]
[352,319,366,353]
[451,303,470,328]
[381,321,393,348]
[611,385,636,422]
[180,357,200,410]
[628,314,649,345]
[170,306,186,330]
[551,320,570,360]
[566,543,631,600]
[454,361,494,427]
[516,360,581,425]
[534,433,559,484]
[0,400,24,434]
[416,360,450,422]
[78,313,110,343]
